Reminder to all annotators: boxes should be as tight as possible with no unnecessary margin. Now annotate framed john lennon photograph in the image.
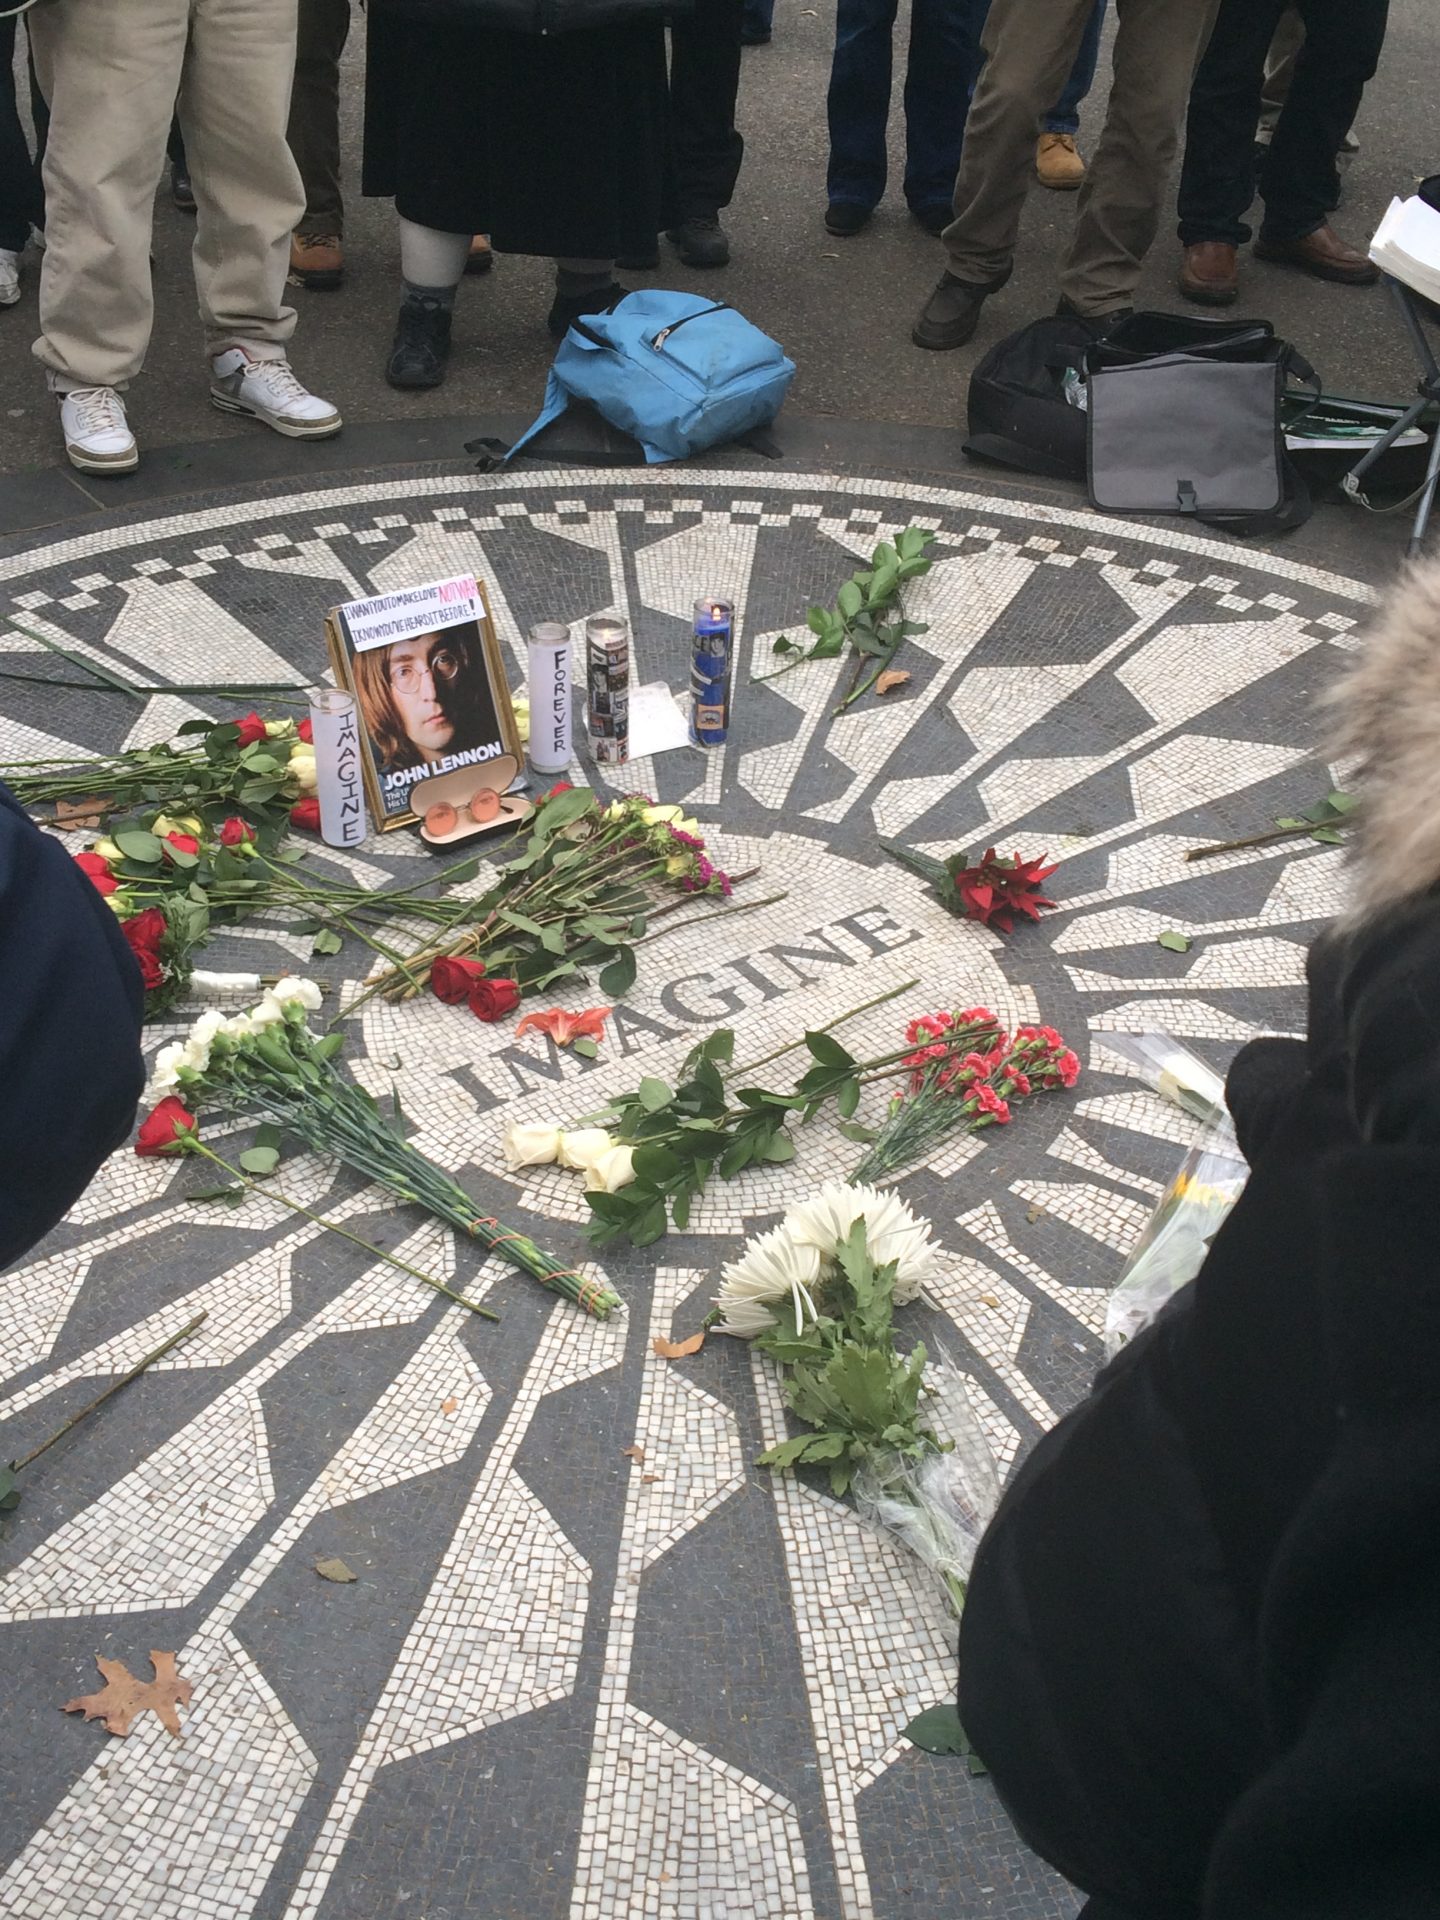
[326,573,522,828]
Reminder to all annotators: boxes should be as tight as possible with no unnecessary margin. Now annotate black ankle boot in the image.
[546,281,625,340]
[386,297,451,389]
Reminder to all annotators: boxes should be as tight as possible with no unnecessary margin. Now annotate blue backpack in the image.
[500,291,797,465]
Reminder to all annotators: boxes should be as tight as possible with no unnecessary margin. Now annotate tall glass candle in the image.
[527,621,572,775]
[309,687,368,848]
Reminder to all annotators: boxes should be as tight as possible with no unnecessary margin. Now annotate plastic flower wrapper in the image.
[1103,1107,1249,1358]
[1098,1030,1231,1125]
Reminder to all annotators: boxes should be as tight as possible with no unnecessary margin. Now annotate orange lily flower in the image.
[514,1006,612,1048]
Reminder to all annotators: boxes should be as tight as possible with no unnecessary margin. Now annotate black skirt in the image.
[362,8,673,259]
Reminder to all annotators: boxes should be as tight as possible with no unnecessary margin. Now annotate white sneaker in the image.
[209,346,342,439]
[59,387,139,475]
[0,251,19,308]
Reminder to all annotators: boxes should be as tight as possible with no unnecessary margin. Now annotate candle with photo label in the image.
[689,596,732,746]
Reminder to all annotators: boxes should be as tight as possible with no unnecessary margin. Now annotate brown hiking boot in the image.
[465,234,494,276]
[1178,240,1239,306]
[1036,133,1085,190]
[1254,222,1379,285]
[290,233,344,291]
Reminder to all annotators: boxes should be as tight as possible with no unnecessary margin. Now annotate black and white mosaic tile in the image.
[0,469,1377,1920]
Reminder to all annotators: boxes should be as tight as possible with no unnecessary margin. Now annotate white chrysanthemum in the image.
[556,1128,615,1171]
[269,976,323,1011]
[151,1041,187,1094]
[784,1180,936,1303]
[714,1225,823,1338]
[502,1123,563,1169]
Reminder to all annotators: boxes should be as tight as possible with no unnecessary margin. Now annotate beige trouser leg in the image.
[31,0,303,393]
[1057,0,1220,312]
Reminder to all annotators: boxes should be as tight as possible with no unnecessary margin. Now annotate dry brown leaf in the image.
[874,670,911,696]
[979,1292,1000,1309]
[652,1331,705,1360]
[1025,1204,1046,1225]
[314,1556,357,1584]
[441,1397,458,1414]
[55,794,115,830]
[641,1474,659,1484]
[622,1445,646,1465]
[62,1652,191,1739]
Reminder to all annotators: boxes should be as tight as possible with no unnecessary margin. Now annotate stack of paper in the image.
[1369,194,1440,303]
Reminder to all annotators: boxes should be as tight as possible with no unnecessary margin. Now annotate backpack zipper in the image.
[651,303,731,352]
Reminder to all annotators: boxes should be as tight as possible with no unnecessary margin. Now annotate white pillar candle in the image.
[527,622,573,775]
[309,688,368,847]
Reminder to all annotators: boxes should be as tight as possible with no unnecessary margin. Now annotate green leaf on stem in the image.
[255,1123,284,1152]
[805,1031,856,1069]
[312,1033,345,1062]
[598,947,637,996]
[836,1077,861,1119]
[837,1119,878,1144]
[0,1463,20,1512]
[638,1077,672,1112]
[756,1433,814,1471]
[633,1143,683,1185]
[238,1147,280,1176]
[114,828,164,864]
[761,1132,796,1163]
[902,1703,982,1761]
[571,1036,600,1059]
[1157,930,1192,954]
[631,1200,669,1247]
[311,928,344,956]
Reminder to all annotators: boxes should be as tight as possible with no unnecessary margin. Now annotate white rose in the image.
[502,1123,563,1169]
[556,1127,614,1171]
[269,976,323,1011]
[583,1143,636,1193]
[265,719,296,740]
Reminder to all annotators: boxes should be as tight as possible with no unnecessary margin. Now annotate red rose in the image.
[540,781,572,803]
[135,1096,197,1157]
[74,851,119,896]
[163,831,200,860]
[297,717,314,744]
[135,948,165,990]
[469,976,521,1022]
[219,816,255,847]
[122,907,167,953]
[234,711,268,747]
[431,955,487,1005]
[289,797,321,832]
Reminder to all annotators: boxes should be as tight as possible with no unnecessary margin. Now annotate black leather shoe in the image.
[825,202,872,238]
[667,215,730,268]
[385,298,452,390]
[911,269,1007,350]
[170,162,196,213]
[547,280,626,340]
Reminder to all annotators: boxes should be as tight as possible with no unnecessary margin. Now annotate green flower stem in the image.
[183,1138,500,1320]
[631,890,788,949]
[736,978,920,1076]
[8,1311,209,1475]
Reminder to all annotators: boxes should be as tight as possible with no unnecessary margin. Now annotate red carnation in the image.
[289,797,321,832]
[234,711,268,748]
[469,976,521,1022]
[134,948,165,990]
[135,1096,197,1157]
[297,718,313,744]
[122,907,167,954]
[219,816,255,847]
[431,955,488,1005]
[947,848,1058,935]
[74,850,119,896]
[162,831,200,861]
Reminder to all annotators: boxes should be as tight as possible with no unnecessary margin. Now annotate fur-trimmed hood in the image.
[1328,554,1440,921]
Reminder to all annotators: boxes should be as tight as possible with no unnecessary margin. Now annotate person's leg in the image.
[29,0,186,391]
[1257,4,1303,139]
[826,0,899,214]
[1257,0,1386,244]
[741,0,774,43]
[0,14,41,256]
[182,0,340,434]
[386,217,470,390]
[287,0,350,236]
[1044,0,1107,135]
[1175,0,1281,251]
[667,0,744,260]
[940,0,1092,281]
[901,0,986,222]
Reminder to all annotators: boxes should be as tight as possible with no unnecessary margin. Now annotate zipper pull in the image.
[652,326,672,351]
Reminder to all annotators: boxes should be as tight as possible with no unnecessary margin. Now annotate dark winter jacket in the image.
[958,557,1440,1920]
[0,781,145,1270]
[370,0,684,35]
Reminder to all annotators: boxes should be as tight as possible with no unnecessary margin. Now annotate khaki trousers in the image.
[30,0,303,392]
[941,0,1218,312]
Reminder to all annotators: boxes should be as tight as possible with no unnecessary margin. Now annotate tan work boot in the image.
[1036,133,1085,191]
[290,233,344,291]
[465,234,494,276]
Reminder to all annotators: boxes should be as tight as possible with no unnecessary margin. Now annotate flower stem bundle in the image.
[142,980,621,1318]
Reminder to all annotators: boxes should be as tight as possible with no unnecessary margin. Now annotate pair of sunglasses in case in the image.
[410,751,534,846]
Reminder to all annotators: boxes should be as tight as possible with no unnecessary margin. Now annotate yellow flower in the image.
[665,854,690,877]
[265,719,296,740]
[151,812,202,838]
[511,696,530,744]
[90,837,122,864]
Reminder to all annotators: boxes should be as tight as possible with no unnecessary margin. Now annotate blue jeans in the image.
[826,0,1106,213]
[742,0,773,37]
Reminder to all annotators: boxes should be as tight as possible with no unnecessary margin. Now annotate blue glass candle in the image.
[689,596,733,746]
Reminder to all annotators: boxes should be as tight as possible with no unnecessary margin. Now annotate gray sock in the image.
[554,265,614,299]
[401,279,457,312]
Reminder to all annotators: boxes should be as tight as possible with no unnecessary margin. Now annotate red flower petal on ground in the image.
[469,977,521,1022]
[289,797,321,832]
[135,1096,197,1156]
[297,718,313,743]
[431,955,488,1005]
[234,711,268,747]
[162,831,200,860]
[122,907,167,953]
[514,1006,612,1047]
[540,781,573,803]
[218,816,255,847]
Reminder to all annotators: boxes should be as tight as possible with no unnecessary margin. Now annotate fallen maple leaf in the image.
[874,669,911,695]
[622,1444,646,1465]
[314,1556,357,1584]
[55,795,116,830]
[514,1006,612,1048]
[62,1652,191,1739]
[652,1332,705,1359]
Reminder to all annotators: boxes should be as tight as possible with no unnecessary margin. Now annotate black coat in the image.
[0,782,145,1270]
[959,911,1440,1918]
